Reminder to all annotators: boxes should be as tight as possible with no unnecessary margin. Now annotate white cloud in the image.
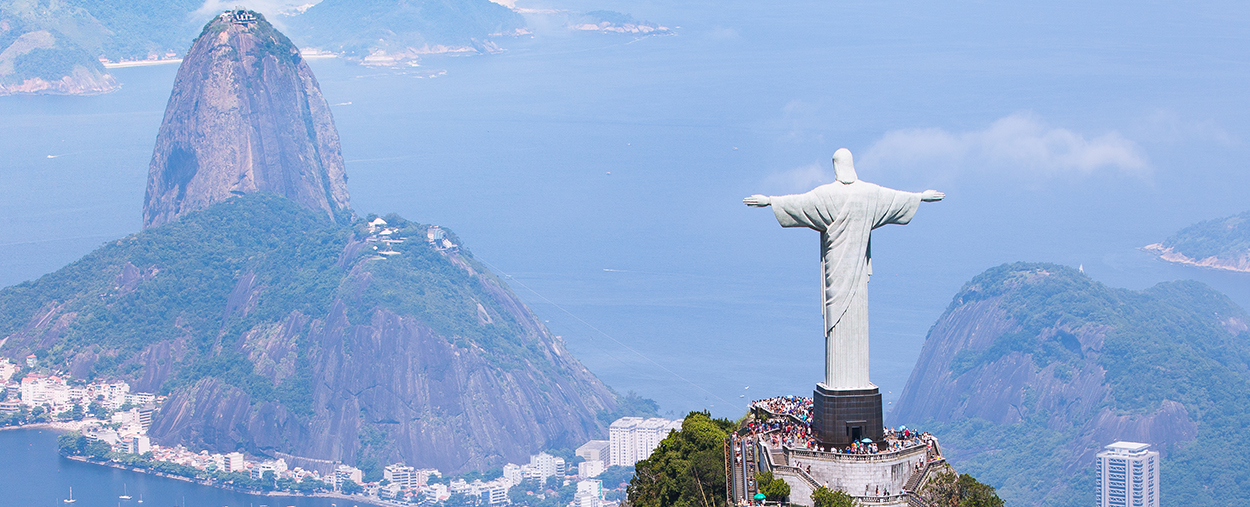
[861,113,1149,177]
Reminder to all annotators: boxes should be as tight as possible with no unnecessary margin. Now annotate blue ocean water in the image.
[0,429,351,507]
[0,0,1247,425]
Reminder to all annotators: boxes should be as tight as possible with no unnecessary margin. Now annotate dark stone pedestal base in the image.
[811,384,883,449]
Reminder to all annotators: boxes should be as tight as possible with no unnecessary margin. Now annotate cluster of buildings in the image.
[568,416,682,483]
[0,357,157,418]
[2,354,678,506]
[155,445,337,485]
[365,217,407,258]
[353,450,613,506]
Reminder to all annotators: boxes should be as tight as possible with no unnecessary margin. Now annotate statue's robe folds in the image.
[770,181,921,390]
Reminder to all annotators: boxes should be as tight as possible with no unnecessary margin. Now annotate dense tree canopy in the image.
[627,411,735,507]
[812,485,858,507]
[923,470,1004,507]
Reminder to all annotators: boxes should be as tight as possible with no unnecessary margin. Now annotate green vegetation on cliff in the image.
[899,262,1250,507]
[0,193,558,401]
[1157,209,1250,266]
[289,0,525,56]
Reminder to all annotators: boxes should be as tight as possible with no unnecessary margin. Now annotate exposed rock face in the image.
[143,11,350,228]
[0,195,619,473]
[889,263,1250,506]
[150,301,614,471]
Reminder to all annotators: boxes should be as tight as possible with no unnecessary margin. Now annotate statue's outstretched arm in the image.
[744,194,772,207]
[920,190,944,202]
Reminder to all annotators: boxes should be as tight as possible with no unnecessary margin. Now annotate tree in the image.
[755,472,790,502]
[261,470,277,490]
[812,486,858,507]
[58,432,85,456]
[922,470,1004,507]
[340,479,363,495]
[955,474,1004,507]
[628,411,736,507]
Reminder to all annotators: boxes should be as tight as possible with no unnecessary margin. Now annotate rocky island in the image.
[0,16,118,95]
[1145,209,1250,273]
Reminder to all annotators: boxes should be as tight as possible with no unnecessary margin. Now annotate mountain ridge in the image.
[1,193,620,474]
[891,262,1250,506]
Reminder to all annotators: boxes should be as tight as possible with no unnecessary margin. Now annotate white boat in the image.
[63,486,77,503]
[119,483,132,500]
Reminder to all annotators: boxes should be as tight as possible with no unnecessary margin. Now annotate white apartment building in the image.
[1096,441,1160,507]
[503,463,523,485]
[609,417,643,466]
[577,440,610,462]
[574,479,604,507]
[124,435,151,455]
[224,452,246,473]
[384,463,416,488]
[20,375,70,408]
[609,416,683,467]
[530,452,565,479]
[579,458,606,479]
[335,464,364,487]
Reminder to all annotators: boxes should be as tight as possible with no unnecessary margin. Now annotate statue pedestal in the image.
[811,384,883,449]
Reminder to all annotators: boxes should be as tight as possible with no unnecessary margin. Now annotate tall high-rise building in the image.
[609,417,643,466]
[609,416,683,467]
[1096,441,1160,507]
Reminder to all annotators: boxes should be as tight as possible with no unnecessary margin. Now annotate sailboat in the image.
[63,486,76,503]
[119,483,132,500]
[136,492,143,503]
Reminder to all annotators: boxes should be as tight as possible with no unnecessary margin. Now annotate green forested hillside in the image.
[288,0,525,56]
[893,263,1250,506]
[2,193,547,398]
[1158,209,1250,264]
[0,194,620,472]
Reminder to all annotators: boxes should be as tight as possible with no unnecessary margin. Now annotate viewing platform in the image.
[727,396,947,506]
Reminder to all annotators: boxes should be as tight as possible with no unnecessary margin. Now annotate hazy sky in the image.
[1,0,1247,416]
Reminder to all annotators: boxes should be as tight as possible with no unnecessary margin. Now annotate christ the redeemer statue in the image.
[745,148,943,392]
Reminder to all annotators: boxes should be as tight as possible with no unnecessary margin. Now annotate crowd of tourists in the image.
[743,397,940,456]
[750,395,813,421]
[743,417,818,450]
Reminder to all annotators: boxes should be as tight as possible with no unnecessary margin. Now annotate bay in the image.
[0,429,363,507]
[0,0,1247,423]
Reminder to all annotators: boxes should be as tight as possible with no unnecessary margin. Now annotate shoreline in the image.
[62,455,396,507]
[1142,244,1250,274]
[0,426,396,506]
[103,59,182,69]
[0,420,87,432]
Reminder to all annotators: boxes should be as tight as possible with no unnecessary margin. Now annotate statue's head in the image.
[833,148,857,184]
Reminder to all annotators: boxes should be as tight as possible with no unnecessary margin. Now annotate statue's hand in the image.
[921,190,945,202]
[743,195,772,207]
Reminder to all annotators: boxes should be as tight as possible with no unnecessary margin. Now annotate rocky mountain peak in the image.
[142,9,350,229]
